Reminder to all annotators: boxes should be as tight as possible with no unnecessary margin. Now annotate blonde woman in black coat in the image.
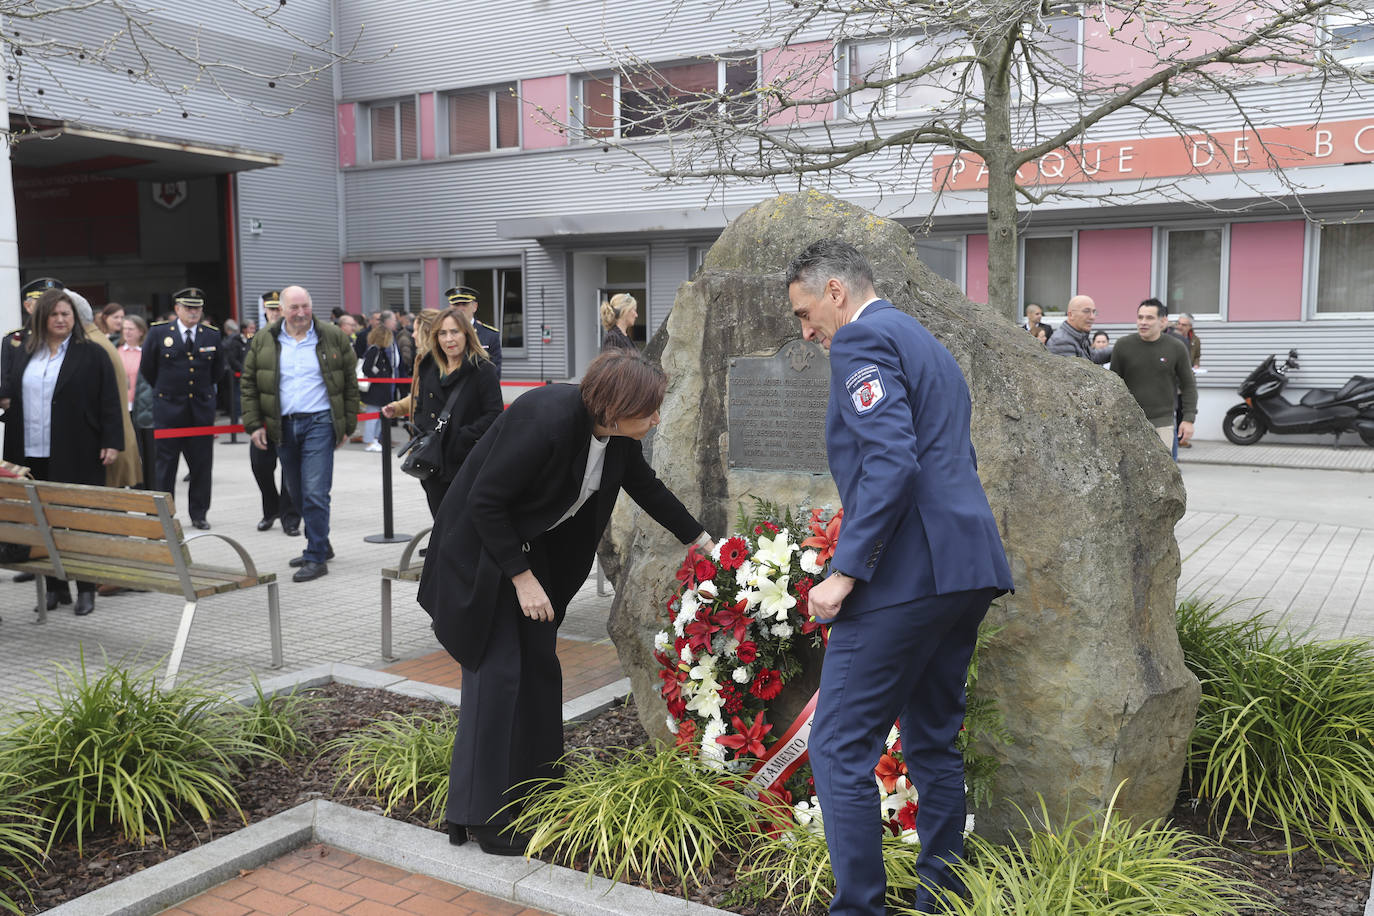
[0,290,123,616]
[599,292,638,352]
[382,308,502,516]
[418,350,712,855]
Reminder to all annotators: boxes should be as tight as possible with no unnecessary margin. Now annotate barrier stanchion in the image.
[364,411,411,545]
[223,375,243,445]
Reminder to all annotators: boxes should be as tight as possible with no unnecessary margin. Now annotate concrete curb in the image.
[43,800,731,916]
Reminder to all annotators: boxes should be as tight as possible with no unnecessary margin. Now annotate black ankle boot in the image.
[447,823,467,846]
[468,824,531,857]
[74,591,95,616]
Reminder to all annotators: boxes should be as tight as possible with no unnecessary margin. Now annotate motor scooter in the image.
[1223,349,1374,446]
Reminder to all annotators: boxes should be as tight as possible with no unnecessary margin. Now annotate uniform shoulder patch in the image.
[844,364,887,415]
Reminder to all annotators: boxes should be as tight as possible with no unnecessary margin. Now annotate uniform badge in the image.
[164,336,174,347]
[845,364,887,415]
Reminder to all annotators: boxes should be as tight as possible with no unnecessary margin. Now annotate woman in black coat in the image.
[359,326,398,451]
[383,308,502,516]
[417,349,712,855]
[599,292,639,352]
[0,289,124,616]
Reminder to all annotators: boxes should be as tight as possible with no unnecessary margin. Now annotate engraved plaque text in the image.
[727,340,831,473]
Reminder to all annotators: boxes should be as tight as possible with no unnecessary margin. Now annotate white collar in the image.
[850,297,883,322]
[176,319,198,337]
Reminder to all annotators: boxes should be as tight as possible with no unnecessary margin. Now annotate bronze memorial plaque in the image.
[727,339,831,473]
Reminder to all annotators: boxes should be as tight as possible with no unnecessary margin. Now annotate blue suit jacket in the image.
[825,300,1013,615]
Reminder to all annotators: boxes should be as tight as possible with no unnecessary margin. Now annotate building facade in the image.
[10,1,1373,440]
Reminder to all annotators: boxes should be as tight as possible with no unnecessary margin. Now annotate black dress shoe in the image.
[447,824,468,846]
[12,571,34,583]
[40,590,72,612]
[74,592,95,616]
[191,519,211,530]
[291,561,328,583]
[256,516,277,531]
[468,824,531,857]
[282,523,301,536]
[289,548,335,567]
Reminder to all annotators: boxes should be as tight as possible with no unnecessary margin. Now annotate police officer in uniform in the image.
[6,278,64,584]
[139,287,226,529]
[445,286,502,378]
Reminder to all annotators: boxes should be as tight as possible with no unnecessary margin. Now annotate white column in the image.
[0,21,21,333]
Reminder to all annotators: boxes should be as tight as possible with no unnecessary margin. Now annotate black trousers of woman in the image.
[24,457,95,598]
[445,538,566,830]
[420,476,449,519]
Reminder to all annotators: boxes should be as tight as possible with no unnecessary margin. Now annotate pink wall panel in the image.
[423,258,441,310]
[521,75,569,149]
[419,93,436,160]
[1228,221,1305,321]
[1076,227,1153,322]
[343,262,362,315]
[965,234,989,303]
[761,41,835,126]
[336,103,356,168]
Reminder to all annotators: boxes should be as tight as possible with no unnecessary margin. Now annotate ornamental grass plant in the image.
[931,797,1273,916]
[323,709,458,826]
[0,657,274,854]
[0,771,47,915]
[225,675,320,759]
[508,745,775,891]
[1177,598,1374,865]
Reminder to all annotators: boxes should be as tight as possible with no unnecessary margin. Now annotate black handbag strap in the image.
[433,369,471,432]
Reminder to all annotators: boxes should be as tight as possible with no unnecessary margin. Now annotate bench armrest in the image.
[398,527,432,573]
[182,531,261,579]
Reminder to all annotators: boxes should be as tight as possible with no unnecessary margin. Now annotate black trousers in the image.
[24,457,93,596]
[445,541,565,829]
[249,438,300,526]
[136,426,157,491]
[155,432,212,522]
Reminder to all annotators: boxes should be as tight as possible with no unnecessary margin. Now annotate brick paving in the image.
[385,638,624,700]
[159,844,553,916]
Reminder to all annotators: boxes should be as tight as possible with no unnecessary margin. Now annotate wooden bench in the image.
[0,478,281,689]
[380,526,430,662]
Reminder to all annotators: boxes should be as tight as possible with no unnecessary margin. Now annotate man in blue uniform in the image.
[140,287,226,530]
[445,286,502,378]
[786,239,1013,915]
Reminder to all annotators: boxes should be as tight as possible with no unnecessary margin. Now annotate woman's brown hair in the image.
[366,325,394,349]
[580,349,667,428]
[26,289,87,355]
[430,307,487,373]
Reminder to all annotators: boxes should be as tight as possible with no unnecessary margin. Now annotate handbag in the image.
[398,372,470,480]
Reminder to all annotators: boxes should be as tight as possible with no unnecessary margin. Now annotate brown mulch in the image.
[0,683,1369,914]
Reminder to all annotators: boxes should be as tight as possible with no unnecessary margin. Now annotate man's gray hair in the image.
[65,289,94,325]
[784,238,875,295]
[1180,312,1195,321]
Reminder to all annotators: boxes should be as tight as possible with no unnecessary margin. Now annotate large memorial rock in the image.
[605,190,1200,834]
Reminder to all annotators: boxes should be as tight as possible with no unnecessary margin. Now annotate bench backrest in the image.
[0,478,185,569]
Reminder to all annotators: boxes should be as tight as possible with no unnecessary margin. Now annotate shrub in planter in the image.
[324,709,459,826]
[1178,599,1374,865]
[0,658,275,853]
[0,770,47,915]
[225,675,320,759]
[509,745,775,890]
[935,796,1273,916]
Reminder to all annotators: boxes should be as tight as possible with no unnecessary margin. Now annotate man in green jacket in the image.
[241,286,360,582]
[1111,299,1197,458]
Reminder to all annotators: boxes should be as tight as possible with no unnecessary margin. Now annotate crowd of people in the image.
[1023,295,1202,455]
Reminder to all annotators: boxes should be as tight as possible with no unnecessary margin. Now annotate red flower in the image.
[675,546,703,586]
[718,537,750,571]
[674,718,697,751]
[684,614,718,654]
[896,801,919,832]
[673,636,689,655]
[764,521,780,534]
[667,697,687,719]
[694,558,718,582]
[754,525,764,535]
[802,508,844,566]
[716,713,774,759]
[750,669,783,701]
[735,640,758,664]
[714,600,752,644]
[875,753,907,794]
[719,683,744,715]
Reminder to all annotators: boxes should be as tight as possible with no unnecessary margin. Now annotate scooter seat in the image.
[1300,376,1372,407]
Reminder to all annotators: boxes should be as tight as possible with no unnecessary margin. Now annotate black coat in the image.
[2,336,125,484]
[407,354,502,484]
[601,325,637,352]
[360,344,396,406]
[417,384,704,669]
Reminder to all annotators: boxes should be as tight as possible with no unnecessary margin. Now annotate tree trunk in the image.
[981,48,1019,322]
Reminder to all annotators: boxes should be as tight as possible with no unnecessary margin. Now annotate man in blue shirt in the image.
[786,239,1013,915]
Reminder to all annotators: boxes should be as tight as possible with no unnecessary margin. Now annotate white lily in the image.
[752,572,797,622]
[688,687,725,722]
[689,653,718,683]
[879,776,920,816]
[754,529,797,570]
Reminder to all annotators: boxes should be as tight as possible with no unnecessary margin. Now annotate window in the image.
[1022,235,1074,313]
[914,237,964,287]
[1015,15,1082,100]
[577,58,757,139]
[378,271,422,314]
[844,34,976,114]
[453,266,525,349]
[1328,10,1374,66]
[1315,222,1374,313]
[446,84,519,155]
[1163,228,1224,316]
[369,98,418,162]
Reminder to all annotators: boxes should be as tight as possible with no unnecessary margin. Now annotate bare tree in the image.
[543,0,1374,317]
